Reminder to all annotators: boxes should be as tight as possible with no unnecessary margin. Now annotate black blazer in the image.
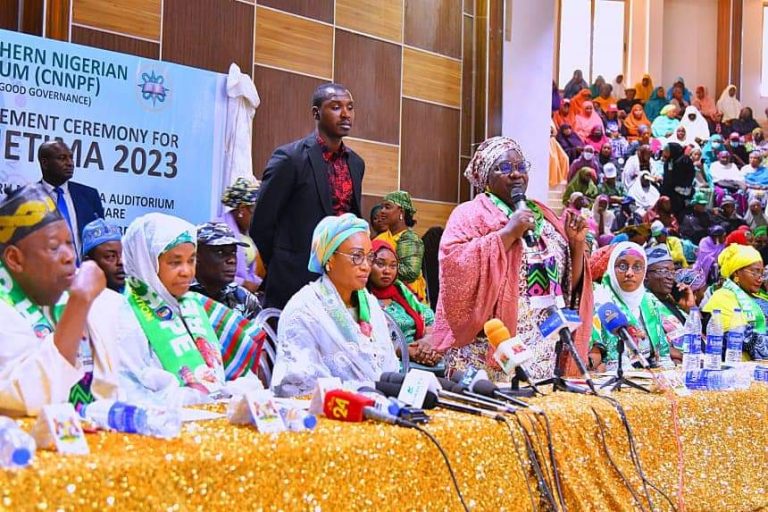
[250,134,364,309]
[69,181,105,239]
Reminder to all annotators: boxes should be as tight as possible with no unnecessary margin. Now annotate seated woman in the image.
[590,242,676,372]
[367,240,442,369]
[432,136,593,382]
[563,167,598,206]
[376,191,428,303]
[271,214,399,397]
[119,213,261,404]
[702,244,768,360]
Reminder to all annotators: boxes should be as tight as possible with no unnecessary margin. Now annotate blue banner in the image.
[0,29,227,232]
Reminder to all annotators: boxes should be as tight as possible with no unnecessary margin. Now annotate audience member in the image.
[271,214,399,397]
[732,107,761,137]
[717,85,742,123]
[659,142,695,218]
[592,195,615,238]
[190,222,262,320]
[714,196,747,232]
[556,123,584,163]
[563,69,588,99]
[634,73,655,101]
[612,196,643,232]
[624,104,652,141]
[220,177,263,293]
[680,192,716,243]
[251,83,364,309]
[81,219,125,293]
[692,86,719,124]
[627,171,661,214]
[612,74,626,100]
[37,141,104,260]
[652,105,680,138]
[617,88,641,114]
[679,106,710,144]
[553,98,575,129]
[693,225,726,284]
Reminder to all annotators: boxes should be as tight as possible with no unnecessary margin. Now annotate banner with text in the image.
[0,29,227,233]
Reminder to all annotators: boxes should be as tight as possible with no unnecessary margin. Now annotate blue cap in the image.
[82,219,122,257]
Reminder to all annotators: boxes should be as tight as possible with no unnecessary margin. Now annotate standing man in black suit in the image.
[251,83,364,309]
[38,141,104,261]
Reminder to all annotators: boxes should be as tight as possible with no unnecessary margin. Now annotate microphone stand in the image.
[536,331,592,393]
[599,336,650,393]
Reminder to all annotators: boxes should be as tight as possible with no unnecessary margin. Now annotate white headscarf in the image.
[591,196,615,236]
[717,84,742,122]
[122,212,197,310]
[679,106,710,144]
[612,75,626,100]
[627,172,660,211]
[606,241,647,317]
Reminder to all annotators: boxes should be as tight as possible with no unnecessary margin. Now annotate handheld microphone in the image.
[510,188,537,247]
[539,306,597,393]
[596,303,651,369]
[483,319,540,394]
[323,389,415,427]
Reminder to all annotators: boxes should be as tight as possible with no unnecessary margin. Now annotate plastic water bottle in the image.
[682,308,703,372]
[724,309,746,364]
[685,367,753,391]
[704,310,724,370]
[0,417,36,469]
[280,407,318,432]
[80,400,181,438]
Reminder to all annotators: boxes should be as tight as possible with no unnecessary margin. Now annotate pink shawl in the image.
[574,112,605,142]
[432,194,593,377]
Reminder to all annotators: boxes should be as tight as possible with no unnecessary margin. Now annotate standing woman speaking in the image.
[432,137,593,381]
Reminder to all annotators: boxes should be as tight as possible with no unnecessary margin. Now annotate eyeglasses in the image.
[373,259,399,271]
[494,160,531,176]
[739,267,765,278]
[615,262,646,274]
[646,267,674,276]
[335,251,375,266]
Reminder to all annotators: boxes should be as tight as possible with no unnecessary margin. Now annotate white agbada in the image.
[0,288,124,416]
[716,85,742,122]
[223,63,261,186]
[709,161,744,184]
[679,106,710,144]
[271,276,399,397]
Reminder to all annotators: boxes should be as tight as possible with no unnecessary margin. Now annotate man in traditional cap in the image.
[190,222,262,320]
[250,83,365,309]
[0,184,121,415]
[81,219,125,293]
[680,191,715,244]
[37,141,104,260]
[714,195,747,233]
[650,220,689,268]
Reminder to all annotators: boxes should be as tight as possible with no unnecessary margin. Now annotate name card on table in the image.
[31,403,89,455]
[245,390,287,434]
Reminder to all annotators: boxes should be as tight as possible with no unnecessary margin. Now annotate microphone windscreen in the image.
[379,372,406,384]
[483,318,511,348]
[449,370,465,384]
[597,303,629,334]
[436,376,455,390]
[471,379,499,397]
[374,380,402,398]
[422,391,438,409]
[323,389,373,422]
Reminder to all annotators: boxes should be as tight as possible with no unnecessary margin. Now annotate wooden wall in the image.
[1,0,495,234]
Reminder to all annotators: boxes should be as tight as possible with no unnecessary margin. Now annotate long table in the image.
[2,385,767,511]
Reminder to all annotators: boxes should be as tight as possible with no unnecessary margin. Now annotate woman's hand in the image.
[563,209,588,247]
[408,340,442,367]
[675,283,696,311]
[499,210,536,248]
[670,346,683,365]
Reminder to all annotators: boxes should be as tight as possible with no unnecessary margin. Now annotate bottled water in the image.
[80,400,181,438]
[682,307,703,372]
[280,408,317,432]
[703,310,724,370]
[685,367,753,391]
[724,309,746,364]
[0,417,36,469]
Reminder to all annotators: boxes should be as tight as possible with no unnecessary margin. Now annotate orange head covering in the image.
[570,88,592,116]
[623,104,651,137]
[634,73,654,101]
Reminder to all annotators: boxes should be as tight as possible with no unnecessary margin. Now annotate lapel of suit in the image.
[306,135,334,216]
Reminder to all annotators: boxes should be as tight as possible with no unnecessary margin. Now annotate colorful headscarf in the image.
[383,191,416,216]
[645,245,672,266]
[675,268,707,291]
[221,177,261,208]
[718,244,762,278]
[81,218,122,257]
[754,226,768,238]
[0,183,63,249]
[464,136,524,189]
[725,225,751,247]
[309,213,369,274]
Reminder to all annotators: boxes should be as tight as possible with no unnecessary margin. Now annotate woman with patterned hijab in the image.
[220,177,263,292]
[432,136,593,381]
[376,190,428,303]
[271,214,398,396]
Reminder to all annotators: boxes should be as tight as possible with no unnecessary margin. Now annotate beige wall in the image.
[661,0,718,95]
[742,0,768,117]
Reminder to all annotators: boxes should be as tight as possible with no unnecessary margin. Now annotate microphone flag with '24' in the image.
[323,389,415,427]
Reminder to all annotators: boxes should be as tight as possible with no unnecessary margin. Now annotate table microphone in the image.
[510,188,537,247]
[596,303,651,369]
[539,305,598,393]
[323,389,415,427]
[449,370,533,409]
[374,380,504,420]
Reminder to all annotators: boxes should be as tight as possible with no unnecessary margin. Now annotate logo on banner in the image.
[136,69,171,110]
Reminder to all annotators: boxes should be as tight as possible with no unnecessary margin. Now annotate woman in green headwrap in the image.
[562,167,599,206]
[376,191,428,303]
[272,214,399,397]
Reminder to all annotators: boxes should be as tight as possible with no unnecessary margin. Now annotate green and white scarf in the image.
[722,279,767,334]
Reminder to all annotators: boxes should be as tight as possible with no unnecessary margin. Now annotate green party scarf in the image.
[125,278,225,393]
[0,261,96,407]
[722,279,767,334]
[596,276,669,363]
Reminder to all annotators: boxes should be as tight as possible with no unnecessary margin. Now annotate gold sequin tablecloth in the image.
[1,386,767,512]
